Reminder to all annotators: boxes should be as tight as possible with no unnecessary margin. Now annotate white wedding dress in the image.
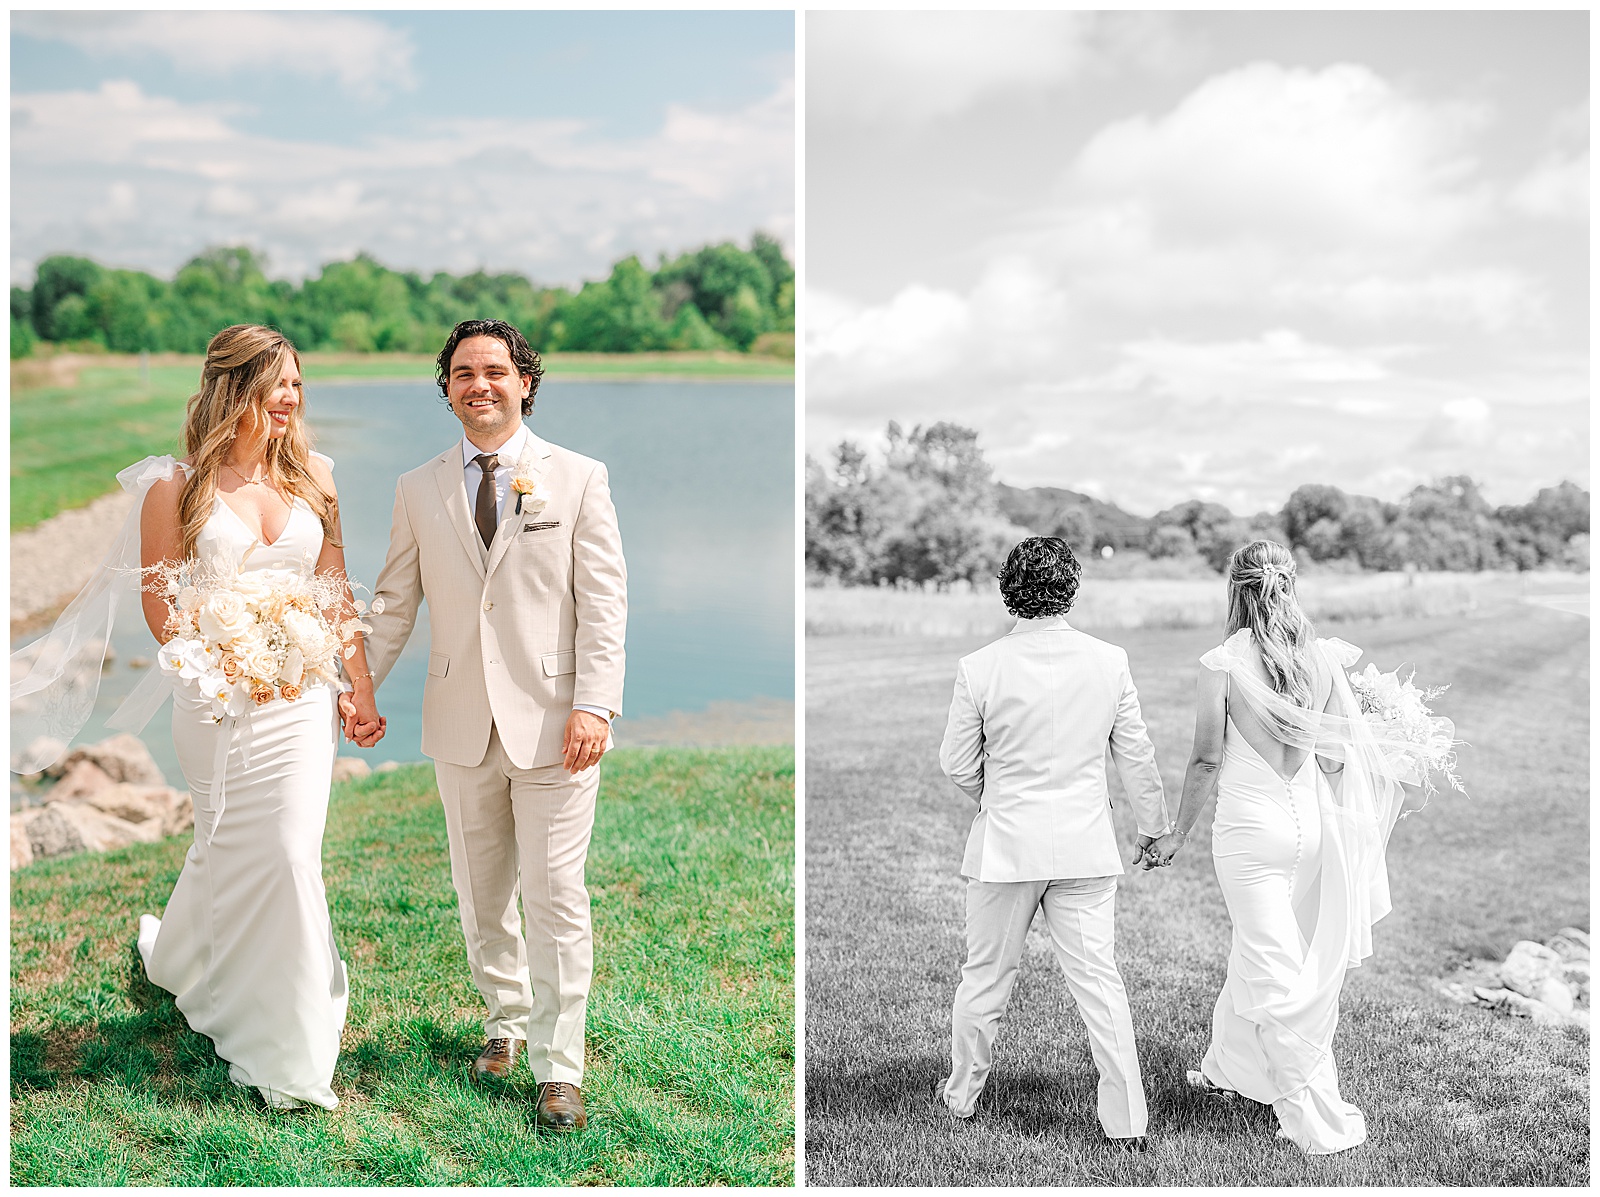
[1193,630,1393,1155]
[134,457,349,1110]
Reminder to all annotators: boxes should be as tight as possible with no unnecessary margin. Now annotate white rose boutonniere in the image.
[512,477,549,516]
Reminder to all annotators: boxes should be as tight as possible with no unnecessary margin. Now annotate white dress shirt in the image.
[460,424,613,725]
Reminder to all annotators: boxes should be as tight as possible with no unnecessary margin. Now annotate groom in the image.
[361,319,627,1131]
[938,536,1168,1146]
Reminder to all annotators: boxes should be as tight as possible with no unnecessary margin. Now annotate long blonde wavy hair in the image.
[1225,539,1318,708]
[176,325,338,561]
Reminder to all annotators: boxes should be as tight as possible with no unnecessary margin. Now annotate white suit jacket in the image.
[939,615,1169,882]
[365,428,627,770]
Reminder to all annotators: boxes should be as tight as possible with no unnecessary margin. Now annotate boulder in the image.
[1500,940,1564,998]
[11,736,66,779]
[331,758,371,782]
[80,784,193,838]
[51,759,116,803]
[374,760,403,774]
[1476,985,1570,1027]
[1537,977,1576,1015]
[43,800,163,855]
[24,804,88,859]
[62,734,166,786]
[1547,928,1590,963]
[10,815,35,869]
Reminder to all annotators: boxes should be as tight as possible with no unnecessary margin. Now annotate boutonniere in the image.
[511,477,549,516]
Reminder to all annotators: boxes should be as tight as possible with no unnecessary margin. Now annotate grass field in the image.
[9,350,793,530]
[805,571,1585,637]
[804,598,1588,1185]
[11,747,795,1186]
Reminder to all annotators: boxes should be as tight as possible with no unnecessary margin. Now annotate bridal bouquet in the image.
[146,555,379,722]
[1347,663,1466,799]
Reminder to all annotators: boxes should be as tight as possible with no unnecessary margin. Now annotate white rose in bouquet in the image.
[230,575,276,605]
[230,626,280,682]
[197,590,253,644]
[282,607,334,661]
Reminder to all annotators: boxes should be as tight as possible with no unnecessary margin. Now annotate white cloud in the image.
[1274,270,1545,333]
[1109,329,1397,403]
[1509,150,1589,221]
[807,12,1181,125]
[1068,62,1491,250]
[13,11,417,98]
[12,78,794,285]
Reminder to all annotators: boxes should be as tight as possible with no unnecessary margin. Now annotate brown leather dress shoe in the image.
[535,1081,587,1131]
[473,1037,523,1080]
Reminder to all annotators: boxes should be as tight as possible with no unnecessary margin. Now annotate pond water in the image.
[42,378,794,779]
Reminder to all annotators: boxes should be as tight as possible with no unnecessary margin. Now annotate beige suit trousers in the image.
[433,723,600,1084]
[944,875,1148,1139]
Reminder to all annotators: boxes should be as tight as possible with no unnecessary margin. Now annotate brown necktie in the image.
[473,453,500,547]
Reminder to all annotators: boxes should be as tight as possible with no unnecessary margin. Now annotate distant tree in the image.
[805,422,1028,588]
[654,240,775,349]
[1149,499,1246,571]
[556,256,670,352]
[32,255,105,341]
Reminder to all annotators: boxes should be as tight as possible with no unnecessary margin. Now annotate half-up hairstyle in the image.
[1225,539,1317,708]
[176,325,339,562]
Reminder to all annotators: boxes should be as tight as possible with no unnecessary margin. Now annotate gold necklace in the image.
[223,463,268,486]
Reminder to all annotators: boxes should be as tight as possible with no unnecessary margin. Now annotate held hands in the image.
[1143,828,1187,870]
[338,690,386,748]
[562,709,610,774]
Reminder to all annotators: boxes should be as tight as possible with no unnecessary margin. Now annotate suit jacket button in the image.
[482,601,493,612]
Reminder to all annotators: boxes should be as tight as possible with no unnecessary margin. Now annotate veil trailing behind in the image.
[10,457,190,774]
[1201,628,1417,969]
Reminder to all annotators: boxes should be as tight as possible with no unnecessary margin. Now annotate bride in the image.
[12,324,385,1110]
[1145,539,1408,1154]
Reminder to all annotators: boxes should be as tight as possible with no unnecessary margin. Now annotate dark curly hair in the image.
[434,319,544,416]
[998,537,1082,619]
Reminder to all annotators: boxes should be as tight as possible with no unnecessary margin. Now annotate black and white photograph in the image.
[805,11,1588,1186]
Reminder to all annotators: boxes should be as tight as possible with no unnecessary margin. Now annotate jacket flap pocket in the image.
[428,652,450,678]
[541,650,577,677]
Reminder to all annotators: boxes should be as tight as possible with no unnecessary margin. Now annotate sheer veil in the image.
[1201,628,1415,968]
[10,456,188,774]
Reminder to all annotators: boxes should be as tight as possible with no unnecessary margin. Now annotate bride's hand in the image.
[1149,829,1187,868]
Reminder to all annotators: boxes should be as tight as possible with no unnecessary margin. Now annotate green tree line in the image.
[10,235,794,359]
[807,421,1590,586]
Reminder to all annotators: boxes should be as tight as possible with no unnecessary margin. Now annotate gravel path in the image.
[11,491,136,631]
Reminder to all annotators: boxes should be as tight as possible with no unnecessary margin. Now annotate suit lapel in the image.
[484,431,553,578]
[433,450,487,580]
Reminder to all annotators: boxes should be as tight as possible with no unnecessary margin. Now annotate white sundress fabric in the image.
[1193,628,1413,1155]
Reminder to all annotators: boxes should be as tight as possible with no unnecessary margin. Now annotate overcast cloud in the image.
[807,11,1586,513]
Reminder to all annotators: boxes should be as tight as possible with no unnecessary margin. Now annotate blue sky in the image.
[807,11,1587,513]
[12,10,793,286]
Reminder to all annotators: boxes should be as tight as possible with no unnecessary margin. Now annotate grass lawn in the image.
[9,350,793,530]
[804,599,1589,1185]
[11,747,795,1186]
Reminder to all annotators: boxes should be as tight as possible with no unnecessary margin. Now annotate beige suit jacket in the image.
[365,429,627,770]
[939,615,1169,882]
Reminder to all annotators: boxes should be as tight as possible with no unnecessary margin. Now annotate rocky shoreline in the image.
[11,489,135,634]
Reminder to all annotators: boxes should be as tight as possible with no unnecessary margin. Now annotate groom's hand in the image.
[1131,833,1158,871]
[562,709,610,773]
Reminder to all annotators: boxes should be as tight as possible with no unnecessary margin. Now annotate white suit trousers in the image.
[433,723,600,1084]
[944,875,1148,1139]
